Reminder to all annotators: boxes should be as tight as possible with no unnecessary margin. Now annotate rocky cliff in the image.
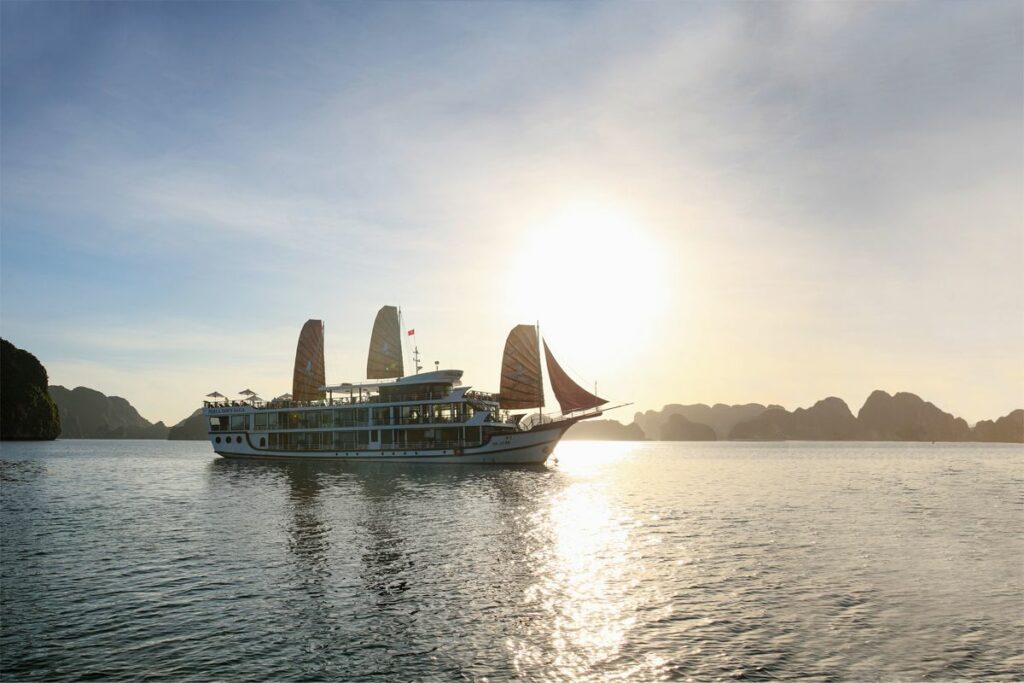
[972,409,1024,443]
[1,339,61,440]
[660,413,717,441]
[857,390,971,442]
[729,397,861,441]
[167,408,208,440]
[634,403,768,440]
[49,386,169,439]
[564,419,645,440]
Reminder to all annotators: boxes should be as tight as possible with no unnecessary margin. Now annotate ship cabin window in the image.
[259,437,266,448]
[267,412,280,429]
[373,408,390,426]
[357,431,369,447]
[254,412,268,430]
[287,412,301,430]
[381,430,394,446]
[319,410,331,428]
[269,433,279,448]
[230,415,247,431]
[209,416,227,432]
[433,404,455,423]
[354,408,368,426]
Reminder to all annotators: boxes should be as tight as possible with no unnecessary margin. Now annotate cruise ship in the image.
[202,306,612,463]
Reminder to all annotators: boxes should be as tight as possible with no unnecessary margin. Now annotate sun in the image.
[502,201,669,378]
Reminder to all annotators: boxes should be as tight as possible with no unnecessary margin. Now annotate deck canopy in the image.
[322,369,463,393]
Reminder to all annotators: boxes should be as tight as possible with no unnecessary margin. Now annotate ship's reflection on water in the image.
[205,444,662,680]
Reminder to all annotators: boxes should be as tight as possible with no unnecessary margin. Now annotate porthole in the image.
[215,436,221,444]
[260,437,266,448]
[236,436,243,444]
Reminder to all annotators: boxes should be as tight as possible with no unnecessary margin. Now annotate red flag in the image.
[407,329,415,336]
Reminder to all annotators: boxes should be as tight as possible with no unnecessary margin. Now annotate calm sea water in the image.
[1,440,1021,681]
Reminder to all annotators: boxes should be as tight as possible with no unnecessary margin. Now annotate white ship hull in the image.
[211,423,569,464]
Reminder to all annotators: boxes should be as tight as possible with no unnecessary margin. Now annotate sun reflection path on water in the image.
[508,441,671,681]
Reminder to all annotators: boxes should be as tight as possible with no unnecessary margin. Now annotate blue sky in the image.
[2,1,1021,425]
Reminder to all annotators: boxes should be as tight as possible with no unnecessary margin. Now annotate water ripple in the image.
[1,440,1022,681]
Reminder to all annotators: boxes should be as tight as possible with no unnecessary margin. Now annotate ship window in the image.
[381,430,393,445]
[230,415,246,431]
[236,436,242,444]
[254,413,268,430]
[267,412,280,429]
[259,437,266,448]
[209,416,226,431]
[287,412,300,429]
[215,436,221,444]
[269,433,279,448]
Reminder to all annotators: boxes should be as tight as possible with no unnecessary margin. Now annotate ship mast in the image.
[399,306,422,375]
[536,321,542,420]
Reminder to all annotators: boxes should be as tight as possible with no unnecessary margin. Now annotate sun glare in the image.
[503,202,669,377]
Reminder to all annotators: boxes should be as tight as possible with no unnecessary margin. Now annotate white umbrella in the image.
[273,393,292,401]
[206,391,226,400]
[239,389,257,397]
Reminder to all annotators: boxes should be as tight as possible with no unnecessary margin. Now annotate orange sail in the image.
[543,339,607,414]
[292,319,326,402]
[367,305,404,379]
[499,324,544,409]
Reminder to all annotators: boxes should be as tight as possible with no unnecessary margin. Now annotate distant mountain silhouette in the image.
[972,409,1024,443]
[564,419,644,440]
[857,390,971,442]
[730,397,861,441]
[634,403,768,440]
[49,386,169,439]
[1,338,60,440]
[661,413,717,441]
[168,408,208,440]
[619,391,1020,443]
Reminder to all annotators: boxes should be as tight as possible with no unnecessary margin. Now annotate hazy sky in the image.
[2,0,1021,426]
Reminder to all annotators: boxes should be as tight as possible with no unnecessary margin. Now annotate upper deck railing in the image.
[204,388,502,412]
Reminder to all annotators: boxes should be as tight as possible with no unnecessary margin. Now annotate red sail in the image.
[543,339,607,414]
[499,324,544,409]
[367,305,404,379]
[292,319,326,402]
